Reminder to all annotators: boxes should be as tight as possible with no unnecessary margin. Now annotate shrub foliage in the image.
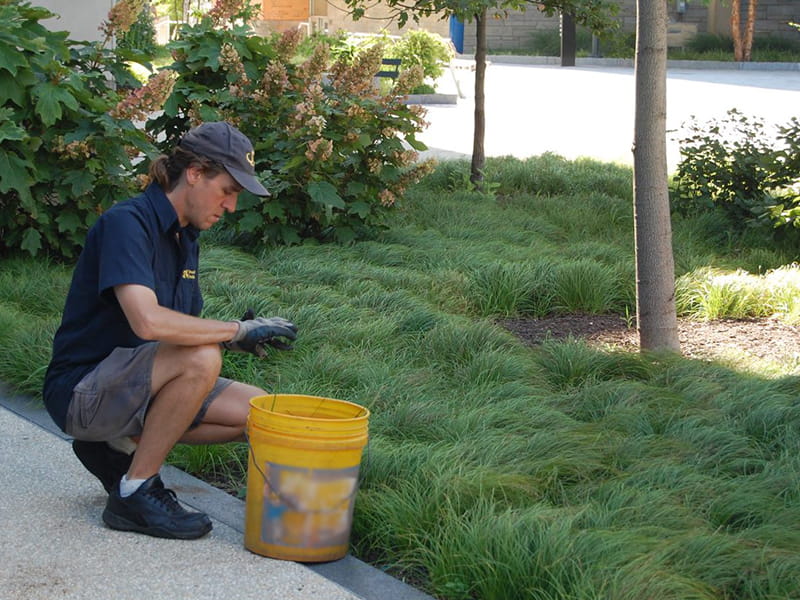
[672,109,800,236]
[0,0,434,256]
[0,0,162,258]
[152,6,435,244]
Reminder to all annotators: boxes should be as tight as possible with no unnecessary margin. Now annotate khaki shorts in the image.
[65,342,233,441]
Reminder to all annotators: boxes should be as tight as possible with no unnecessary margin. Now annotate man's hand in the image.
[223,315,298,357]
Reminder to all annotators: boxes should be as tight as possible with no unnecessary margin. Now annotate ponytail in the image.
[148,147,227,192]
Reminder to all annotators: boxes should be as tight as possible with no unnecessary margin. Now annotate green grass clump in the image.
[676,265,800,323]
[2,156,799,600]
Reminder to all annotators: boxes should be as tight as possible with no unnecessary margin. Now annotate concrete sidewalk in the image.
[0,389,433,600]
[419,56,800,171]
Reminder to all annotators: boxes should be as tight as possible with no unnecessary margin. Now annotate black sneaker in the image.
[72,440,134,493]
[102,474,213,540]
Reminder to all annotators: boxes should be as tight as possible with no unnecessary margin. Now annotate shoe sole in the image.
[102,508,213,540]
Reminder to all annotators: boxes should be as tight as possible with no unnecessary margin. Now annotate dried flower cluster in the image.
[377,189,396,207]
[219,43,250,94]
[136,173,152,190]
[208,0,254,26]
[100,0,144,40]
[394,65,425,96]
[329,44,383,96]
[55,138,92,160]
[110,69,178,122]
[295,43,330,84]
[260,61,291,98]
[275,29,302,61]
[305,138,333,162]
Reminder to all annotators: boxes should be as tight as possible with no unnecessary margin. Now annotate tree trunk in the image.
[470,9,487,190]
[730,0,743,61]
[743,0,758,61]
[560,12,576,67]
[632,0,680,353]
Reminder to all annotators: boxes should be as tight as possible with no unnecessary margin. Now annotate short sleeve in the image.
[96,207,156,297]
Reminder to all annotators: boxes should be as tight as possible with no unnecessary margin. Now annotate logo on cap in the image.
[245,151,255,167]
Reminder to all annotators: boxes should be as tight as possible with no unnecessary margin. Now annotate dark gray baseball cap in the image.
[179,121,270,196]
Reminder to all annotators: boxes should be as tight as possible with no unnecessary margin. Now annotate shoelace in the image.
[146,486,187,515]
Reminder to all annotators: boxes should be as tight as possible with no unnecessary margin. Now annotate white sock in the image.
[119,474,147,498]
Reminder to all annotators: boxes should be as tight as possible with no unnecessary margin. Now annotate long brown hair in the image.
[148,147,226,192]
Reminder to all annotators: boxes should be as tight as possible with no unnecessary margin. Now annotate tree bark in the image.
[744,0,758,62]
[633,0,680,353]
[560,12,576,67]
[730,0,743,61]
[730,0,758,62]
[470,8,487,190]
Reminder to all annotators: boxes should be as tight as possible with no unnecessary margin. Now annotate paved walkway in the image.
[419,56,800,172]
[0,388,432,600]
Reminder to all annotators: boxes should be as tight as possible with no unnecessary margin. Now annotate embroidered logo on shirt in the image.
[182,269,197,280]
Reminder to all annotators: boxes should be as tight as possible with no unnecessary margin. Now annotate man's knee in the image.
[184,343,223,379]
[157,343,223,385]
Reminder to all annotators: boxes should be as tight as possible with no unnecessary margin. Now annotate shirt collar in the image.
[144,182,199,241]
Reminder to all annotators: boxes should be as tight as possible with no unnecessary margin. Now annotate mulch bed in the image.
[500,314,800,362]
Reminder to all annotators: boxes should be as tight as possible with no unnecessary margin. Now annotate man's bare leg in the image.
[126,343,222,480]
[179,381,265,444]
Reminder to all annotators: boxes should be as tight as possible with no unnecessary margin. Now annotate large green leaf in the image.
[63,169,94,197]
[33,81,79,126]
[56,212,82,234]
[262,201,286,220]
[237,211,263,233]
[20,228,42,256]
[0,112,25,142]
[0,150,34,208]
[0,71,27,107]
[346,181,366,196]
[307,181,346,210]
[348,201,371,218]
[0,44,28,75]
[404,135,428,151]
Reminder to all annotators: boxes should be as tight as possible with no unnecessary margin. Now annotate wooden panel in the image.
[261,0,308,21]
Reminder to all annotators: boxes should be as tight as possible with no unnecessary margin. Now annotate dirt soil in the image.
[500,315,800,362]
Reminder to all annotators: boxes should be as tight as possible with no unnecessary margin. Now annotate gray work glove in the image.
[222,314,298,357]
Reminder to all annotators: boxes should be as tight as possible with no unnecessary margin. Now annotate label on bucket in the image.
[261,462,359,549]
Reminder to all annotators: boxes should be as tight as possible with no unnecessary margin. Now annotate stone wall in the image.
[460,0,798,54]
[755,0,799,37]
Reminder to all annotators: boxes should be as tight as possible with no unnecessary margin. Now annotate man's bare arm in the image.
[115,284,238,345]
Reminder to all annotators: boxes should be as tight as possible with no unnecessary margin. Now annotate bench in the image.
[375,58,402,80]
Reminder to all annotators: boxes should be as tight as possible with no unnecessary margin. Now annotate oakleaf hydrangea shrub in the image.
[148,3,435,244]
[0,0,172,258]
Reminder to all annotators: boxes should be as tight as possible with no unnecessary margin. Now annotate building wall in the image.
[321,1,450,39]
[755,0,799,37]
[460,0,798,54]
[37,0,115,42]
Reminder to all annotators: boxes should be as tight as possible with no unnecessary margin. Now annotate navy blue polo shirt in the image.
[43,183,203,432]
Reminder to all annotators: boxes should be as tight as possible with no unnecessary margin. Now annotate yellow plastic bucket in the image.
[244,394,369,562]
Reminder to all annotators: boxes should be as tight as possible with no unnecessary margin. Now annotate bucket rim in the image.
[249,393,370,421]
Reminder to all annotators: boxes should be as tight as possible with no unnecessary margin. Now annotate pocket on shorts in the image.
[65,388,102,438]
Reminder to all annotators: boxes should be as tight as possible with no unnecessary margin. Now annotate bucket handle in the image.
[244,431,363,513]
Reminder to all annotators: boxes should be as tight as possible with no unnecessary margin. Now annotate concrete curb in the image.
[0,385,434,600]
[406,93,459,105]
[454,53,800,71]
